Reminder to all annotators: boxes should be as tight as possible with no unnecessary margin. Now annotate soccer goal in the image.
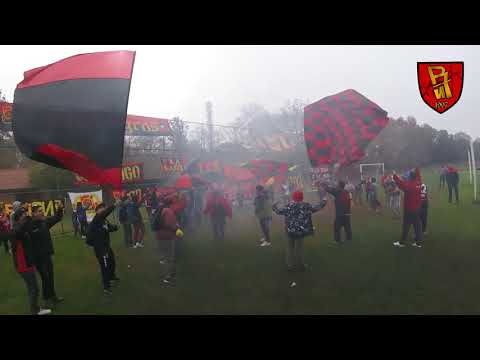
[359,163,385,181]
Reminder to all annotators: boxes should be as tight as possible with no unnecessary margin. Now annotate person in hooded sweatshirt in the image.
[272,191,326,272]
[10,201,22,228]
[86,203,119,295]
[393,168,423,248]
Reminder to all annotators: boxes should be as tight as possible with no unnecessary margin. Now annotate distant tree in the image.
[170,117,189,153]
[29,163,75,189]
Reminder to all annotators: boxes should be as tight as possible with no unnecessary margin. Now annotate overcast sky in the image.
[1,45,479,137]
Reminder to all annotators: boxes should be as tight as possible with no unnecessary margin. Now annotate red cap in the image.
[292,191,304,202]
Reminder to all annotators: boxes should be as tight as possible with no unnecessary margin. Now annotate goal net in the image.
[359,163,384,181]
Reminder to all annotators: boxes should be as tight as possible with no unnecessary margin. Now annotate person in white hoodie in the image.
[10,201,22,228]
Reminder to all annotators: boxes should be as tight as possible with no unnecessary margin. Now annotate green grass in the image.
[1,168,479,314]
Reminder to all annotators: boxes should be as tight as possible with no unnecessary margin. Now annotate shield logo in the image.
[417,62,464,114]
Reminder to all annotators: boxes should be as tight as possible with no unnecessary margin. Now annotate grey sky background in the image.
[1,45,479,137]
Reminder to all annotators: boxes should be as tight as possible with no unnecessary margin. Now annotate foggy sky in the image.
[1,45,479,137]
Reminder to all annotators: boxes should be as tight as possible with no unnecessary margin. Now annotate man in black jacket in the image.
[87,203,119,295]
[445,166,460,204]
[322,180,353,244]
[29,203,64,308]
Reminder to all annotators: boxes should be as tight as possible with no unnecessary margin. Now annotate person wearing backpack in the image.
[151,198,183,286]
[254,185,273,247]
[118,196,133,248]
[322,180,353,244]
[86,203,119,295]
[204,190,232,241]
[272,191,326,272]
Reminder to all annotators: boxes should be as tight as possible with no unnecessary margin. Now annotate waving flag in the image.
[304,89,388,168]
[240,160,289,179]
[12,50,135,188]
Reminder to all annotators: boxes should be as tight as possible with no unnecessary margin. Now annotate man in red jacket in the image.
[204,190,232,241]
[393,168,423,248]
[152,198,181,286]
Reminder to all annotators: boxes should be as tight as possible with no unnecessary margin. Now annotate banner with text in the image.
[68,190,103,222]
[1,199,64,218]
[126,115,172,136]
[75,163,144,186]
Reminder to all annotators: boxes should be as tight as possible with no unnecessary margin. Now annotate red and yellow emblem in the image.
[417,62,464,114]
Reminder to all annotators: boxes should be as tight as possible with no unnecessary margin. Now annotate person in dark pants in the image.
[322,180,352,244]
[152,198,182,286]
[87,203,119,295]
[393,168,423,248]
[446,166,459,204]
[0,207,11,254]
[29,204,64,308]
[72,208,80,238]
[419,183,429,236]
[236,192,244,208]
[129,194,145,248]
[439,166,447,190]
[76,202,88,238]
[118,196,133,248]
[254,185,273,247]
[204,191,232,241]
[9,209,51,315]
[272,191,326,271]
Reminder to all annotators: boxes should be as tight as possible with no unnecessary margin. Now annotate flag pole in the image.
[471,139,477,201]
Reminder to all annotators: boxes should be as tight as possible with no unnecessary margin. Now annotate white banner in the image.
[68,190,103,223]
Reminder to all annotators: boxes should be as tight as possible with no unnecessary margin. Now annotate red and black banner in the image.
[126,115,172,136]
[241,160,289,179]
[75,162,143,186]
[0,101,12,123]
[304,89,388,168]
[12,50,135,188]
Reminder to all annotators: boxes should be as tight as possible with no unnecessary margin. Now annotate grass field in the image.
[1,168,479,315]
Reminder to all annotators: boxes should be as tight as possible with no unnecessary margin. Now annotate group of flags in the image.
[9,50,389,191]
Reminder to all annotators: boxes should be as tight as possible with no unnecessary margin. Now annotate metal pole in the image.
[471,140,477,201]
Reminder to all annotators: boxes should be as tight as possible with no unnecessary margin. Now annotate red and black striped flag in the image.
[241,160,289,178]
[304,89,388,168]
[12,50,135,188]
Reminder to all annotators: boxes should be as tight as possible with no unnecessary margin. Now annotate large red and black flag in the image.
[12,50,135,188]
[304,89,388,168]
[240,160,289,178]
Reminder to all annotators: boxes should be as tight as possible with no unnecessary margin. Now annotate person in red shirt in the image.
[203,190,232,241]
[10,209,52,315]
[392,168,423,248]
[152,197,182,286]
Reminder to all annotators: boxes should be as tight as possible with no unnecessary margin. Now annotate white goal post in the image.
[359,163,385,181]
